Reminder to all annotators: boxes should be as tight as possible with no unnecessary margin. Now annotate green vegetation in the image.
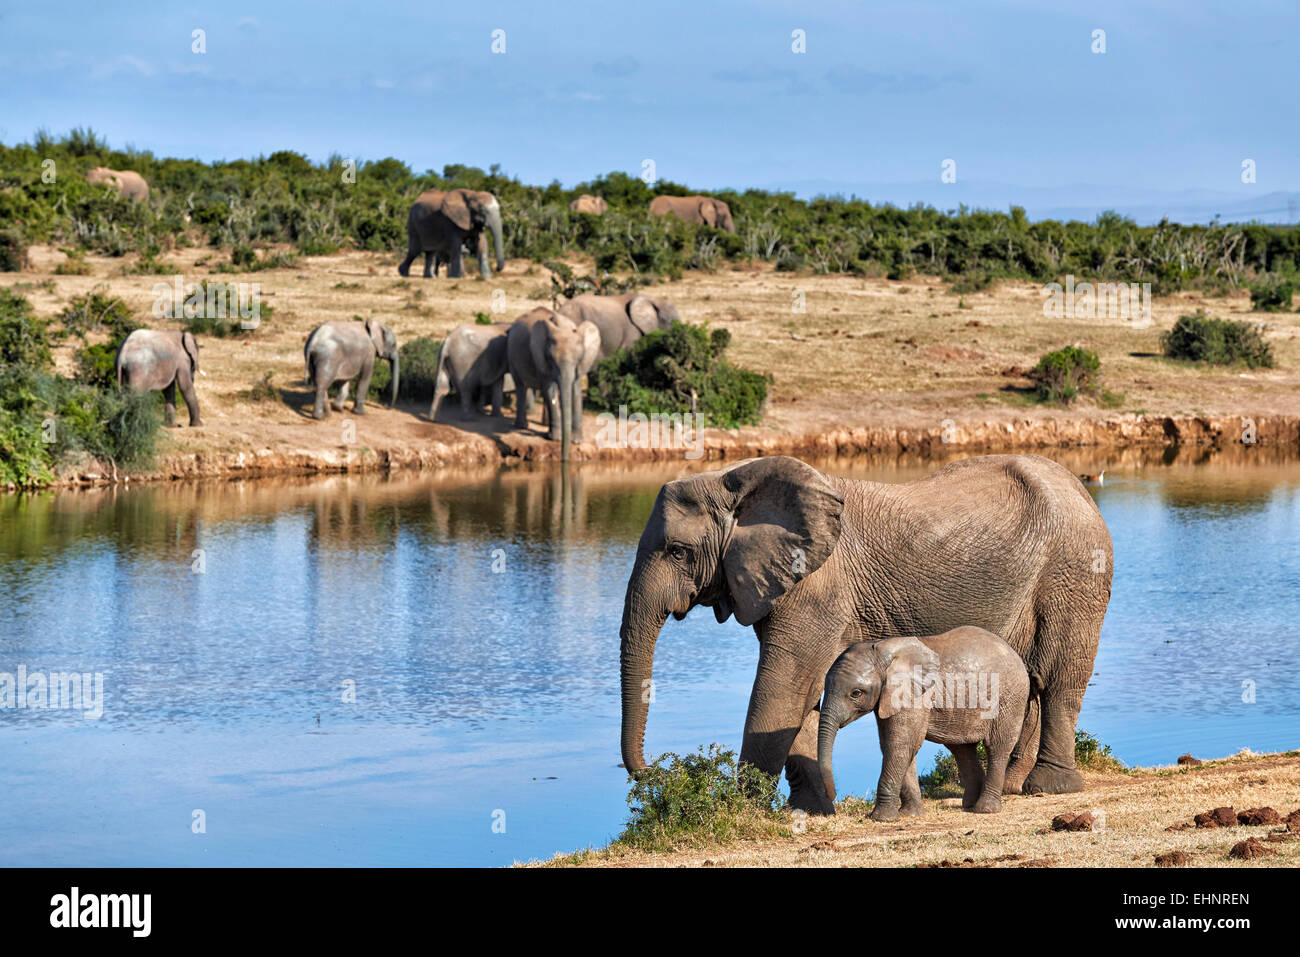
[1160,310,1274,368]
[4,131,1300,290]
[1027,345,1102,405]
[0,289,160,486]
[1075,730,1126,773]
[1248,274,1294,312]
[0,229,29,271]
[917,745,988,799]
[587,324,772,428]
[615,744,788,852]
[367,334,441,403]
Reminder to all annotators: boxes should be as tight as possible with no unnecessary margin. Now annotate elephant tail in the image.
[429,336,452,417]
[304,330,318,385]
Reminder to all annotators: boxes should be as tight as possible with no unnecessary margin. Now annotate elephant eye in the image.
[849,689,863,699]
[668,543,688,561]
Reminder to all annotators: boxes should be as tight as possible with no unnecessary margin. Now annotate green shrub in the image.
[1248,275,1293,312]
[367,334,440,403]
[1160,310,1274,368]
[54,247,92,275]
[948,268,998,294]
[0,288,53,367]
[0,229,29,272]
[615,744,787,851]
[588,323,772,428]
[1075,730,1125,773]
[1027,345,1101,404]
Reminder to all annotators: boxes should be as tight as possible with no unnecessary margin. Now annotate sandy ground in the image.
[7,243,1300,483]
[537,751,1300,868]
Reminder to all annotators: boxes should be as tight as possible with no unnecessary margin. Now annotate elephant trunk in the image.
[487,203,505,273]
[817,705,843,802]
[388,352,400,407]
[559,368,575,461]
[619,564,667,775]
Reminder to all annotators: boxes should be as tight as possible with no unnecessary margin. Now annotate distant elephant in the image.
[506,308,601,461]
[398,189,505,279]
[431,321,511,419]
[87,167,150,204]
[569,194,608,214]
[303,319,399,419]
[557,293,681,360]
[115,329,201,427]
[818,629,1032,820]
[649,195,735,232]
[619,454,1112,814]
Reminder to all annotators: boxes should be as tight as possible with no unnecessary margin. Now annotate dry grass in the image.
[532,751,1300,868]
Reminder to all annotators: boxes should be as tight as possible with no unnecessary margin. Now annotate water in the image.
[0,448,1297,866]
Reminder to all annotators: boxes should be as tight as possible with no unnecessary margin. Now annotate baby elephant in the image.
[818,627,1030,821]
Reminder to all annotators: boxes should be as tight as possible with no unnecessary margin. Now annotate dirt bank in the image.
[8,245,1299,487]
[538,750,1300,868]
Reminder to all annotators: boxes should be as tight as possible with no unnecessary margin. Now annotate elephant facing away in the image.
[557,293,681,360]
[431,322,512,419]
[649,195,735,232]
[818,629,1032,820]
[569,194,608,214]
[115,330,201,426]
[304,319,399,419]
[619,454,1112,813]
[506,308,601,461]
[398,189,505,279]
[87,167,150,203]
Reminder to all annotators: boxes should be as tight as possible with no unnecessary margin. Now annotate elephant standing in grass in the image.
[618,454,1112,813]
[398,189,505,279]
[569,194,608,214]
[506,308,601,460]
[818,628,1032,820]
[557,293,681,360]
[87,167,150,203]
[431,322,512,419]
[304,319,399,419]
[649,195,735,232]
[115,330,201,426]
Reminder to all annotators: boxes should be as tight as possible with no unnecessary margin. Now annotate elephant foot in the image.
[968,794,1003,814]
[330,401,345,412]
[898,801,924,818]
[1022,763,1084,795]
[312,409,328,420]
[188,420,203,428]
[869,804,901,823]
[788,785,835,817]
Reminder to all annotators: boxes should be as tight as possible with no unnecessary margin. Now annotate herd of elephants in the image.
[104,174,1114,818]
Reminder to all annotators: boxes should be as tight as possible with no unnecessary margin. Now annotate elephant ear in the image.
[439,190,473,231]
[528,314,553,374]
[365,319,386,355]
[876,637,941,720]
[578,320,602,374]
[181,331,200,371]
[717,456,844,626]
[698,198,718,227]
[626,296,659,336]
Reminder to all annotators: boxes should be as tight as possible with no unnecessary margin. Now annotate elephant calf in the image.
[115,330,201,427]
[431,322,512,419]
[818,628,1031,821]
[304,319,399,419]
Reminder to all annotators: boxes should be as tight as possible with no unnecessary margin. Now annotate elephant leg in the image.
[513,381,529,429]
[900,754,925,816]
[1022,683,1087,794]
[332,380,349,413]
[1003,696,1040,795]
[162,380,178,428]
[398,244,416,277]
[458,375,477,419]
[423,251,434,279]
[490,379,504,418]
[353,362,373,414]
[177,369,202,427]
[313,374,330,419]
[476,233,491,279]
[448,241,464,279]
[873,711,926,821]
[976,726,1016,813]
[951,743,985,809]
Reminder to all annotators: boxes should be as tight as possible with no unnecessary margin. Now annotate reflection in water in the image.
[0,445,1297,865]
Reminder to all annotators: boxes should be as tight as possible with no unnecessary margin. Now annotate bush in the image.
[1248,275,1293,312]
[1075,730,1125,773]
[1027,345,1101,404]
[1160,310,1274,368]
[588,323,772,428]
[0,287,53,367]
[54,247,92,275]
[616,744,787,851]
[367,334,440,403]
[0,228,29,272]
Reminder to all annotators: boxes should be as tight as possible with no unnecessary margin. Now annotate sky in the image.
[1,1,1297,220]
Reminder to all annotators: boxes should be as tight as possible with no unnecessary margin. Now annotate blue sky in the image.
[1,1,1296,218]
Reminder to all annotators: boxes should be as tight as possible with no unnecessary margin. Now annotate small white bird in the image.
[1079,470,1105,486]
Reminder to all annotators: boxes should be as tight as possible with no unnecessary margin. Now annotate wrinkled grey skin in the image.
[115,329,201,427]
[619,454,1112,814]
[398,189,505,279]
[506,308,601,461]
[818,629,1031,821]
[557,293,682,360]
[649,194,735,232]
[304,319,399,419]
[431,322,511,419]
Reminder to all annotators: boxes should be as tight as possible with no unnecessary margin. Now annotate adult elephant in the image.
[569,194,608,214]
[398,189,505,279]
[431,321,512,419]
[115,330,201,426]
[506,308,601,461]
[649,195,735,232]
[87,167,150,203]
[303,319,399,419]
[618,454,1112,813]
[558,293,681,359]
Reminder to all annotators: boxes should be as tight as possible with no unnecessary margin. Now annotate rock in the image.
[1165,822,1193,832]
[1228,837,1276,860]
[1154,850,1190,867]
[1194,806,1237,828]
[1051,811,1096,832]
[1288,809,1300,832]
[1236,807,1281,827]
[1176,753,1203,766]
